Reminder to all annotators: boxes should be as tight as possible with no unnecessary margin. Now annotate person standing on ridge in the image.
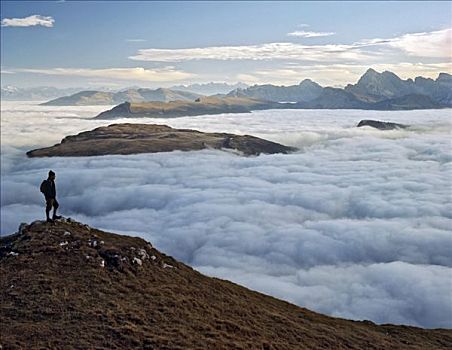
[40,170,62,223]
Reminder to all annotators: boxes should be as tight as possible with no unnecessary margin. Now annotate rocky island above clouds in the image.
[26,123,296,157]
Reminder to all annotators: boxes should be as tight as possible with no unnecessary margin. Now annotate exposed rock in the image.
[1,219,451,349]
[18,223,28,235]
[133,257,143,266]
[26,123,296,157]
[357,120,409,130]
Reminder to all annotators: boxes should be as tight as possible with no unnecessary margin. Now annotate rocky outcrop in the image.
[345,68,417,102]
[1,218,451,349]
[357,119,409,130]
[345,69,452,107]
[26,123,296,157]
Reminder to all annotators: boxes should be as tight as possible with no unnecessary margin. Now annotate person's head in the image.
[48,170,55,180]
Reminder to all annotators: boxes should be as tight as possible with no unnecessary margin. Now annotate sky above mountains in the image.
[1,1,451,88]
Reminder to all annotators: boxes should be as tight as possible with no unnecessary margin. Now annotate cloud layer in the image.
[1,102,451,329]
[1,15,54,28]
[129,28,451,63]
[16,67,194,82]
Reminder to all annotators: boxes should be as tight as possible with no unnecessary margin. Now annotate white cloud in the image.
[358,28,452,59]
[388,28,452,59]
[287,30,335,38]
[126,39,147,42]
[128,28,451,73]
[129,42,371,62]
[297,23,310,28]
[1,15,54,28]
[16,66,194,82]
[1,102,451,329]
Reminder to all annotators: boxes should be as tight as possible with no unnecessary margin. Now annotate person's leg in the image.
[52,199,61,219]
[46,199,53,222]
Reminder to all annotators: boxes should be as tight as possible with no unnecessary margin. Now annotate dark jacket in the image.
[40,179,56,199]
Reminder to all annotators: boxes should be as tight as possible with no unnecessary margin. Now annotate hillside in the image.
[94,96,282,119]
[40,88,202,106]
[1,219,451,349]
[26,123,295,157]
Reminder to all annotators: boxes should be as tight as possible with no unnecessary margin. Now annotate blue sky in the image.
[1,1,451,88]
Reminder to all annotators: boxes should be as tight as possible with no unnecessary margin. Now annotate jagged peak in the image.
[299,78,321,87]
[381,70,402,80]
[365,67,379,75]
[437,72,452,82]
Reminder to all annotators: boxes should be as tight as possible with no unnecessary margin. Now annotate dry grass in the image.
[1,220,451,349]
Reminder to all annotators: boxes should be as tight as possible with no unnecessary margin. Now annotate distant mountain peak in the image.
[365,67,378,74]
[437,72,452,82]
[299,78,320,87]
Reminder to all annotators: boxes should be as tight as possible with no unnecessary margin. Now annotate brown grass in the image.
[1,220,451,349]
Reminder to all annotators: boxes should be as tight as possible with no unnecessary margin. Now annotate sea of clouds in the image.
[1,101,451,328]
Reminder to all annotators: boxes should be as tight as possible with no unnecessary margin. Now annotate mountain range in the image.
[6,69,451,110]
[228,69,452,109]
[41,88,202,106]
[0,86,82,101]
[2,219,451,349]
[170,82,249,95]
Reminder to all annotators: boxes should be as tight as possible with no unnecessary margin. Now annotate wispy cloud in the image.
[130,42,371,62]
[1,15,54,28]
[287,30,335,38]
[0,69,15,74]
[126,39,147,42]
[16,67,194,82]
[129,28,451,64]
[359,28,452,59]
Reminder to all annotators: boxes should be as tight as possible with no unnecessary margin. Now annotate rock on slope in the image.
[1,219,451,350]
[26,123,296,157]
